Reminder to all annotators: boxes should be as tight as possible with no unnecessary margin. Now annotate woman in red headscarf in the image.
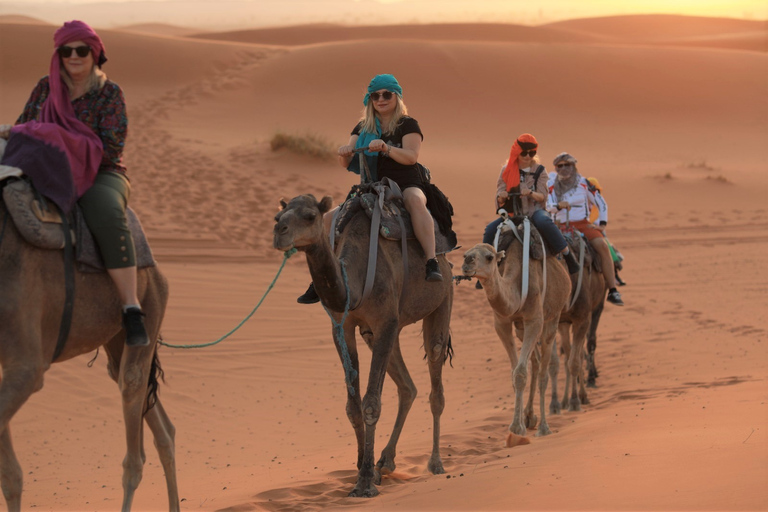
[477,134,580,288]
[0,20,149,346]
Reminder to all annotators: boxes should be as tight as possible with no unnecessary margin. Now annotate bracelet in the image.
[384,145,391,157]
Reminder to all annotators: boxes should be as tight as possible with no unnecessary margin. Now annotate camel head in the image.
[273,194,333,251]
[462,243,505,282]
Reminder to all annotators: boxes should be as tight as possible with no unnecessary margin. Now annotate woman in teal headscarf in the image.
[297,74,442,304]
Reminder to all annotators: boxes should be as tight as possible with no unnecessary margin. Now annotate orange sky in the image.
[0,0,765,30]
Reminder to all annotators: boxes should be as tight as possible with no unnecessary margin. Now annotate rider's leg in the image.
[403,187,442,281]
[531,210,580,274]
[589,237,617,290]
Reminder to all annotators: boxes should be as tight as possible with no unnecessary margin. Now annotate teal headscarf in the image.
[348,74,403,182]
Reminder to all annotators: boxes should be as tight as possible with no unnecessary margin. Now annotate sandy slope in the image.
[0,15,766,511]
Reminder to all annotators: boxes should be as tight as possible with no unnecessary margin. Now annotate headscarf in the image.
[363,74,403,106]
[3,20,107,213]
[349,74,404,181]
[553,152,580,202]
[501,133,537,191]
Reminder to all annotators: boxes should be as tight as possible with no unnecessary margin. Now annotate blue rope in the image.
[158,248,297,349]
[322,259,358,396]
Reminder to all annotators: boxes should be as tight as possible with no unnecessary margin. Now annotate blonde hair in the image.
[61,63,107,96]
[359,94,408,135]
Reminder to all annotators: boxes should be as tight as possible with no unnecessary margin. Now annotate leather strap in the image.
[568,235,586,311]
[52,211,75,363]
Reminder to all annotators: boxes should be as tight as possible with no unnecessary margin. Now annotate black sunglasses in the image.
[369,91,394,101]
[520,149,537,157]
[57,45,91,58]
[556,163,573,169]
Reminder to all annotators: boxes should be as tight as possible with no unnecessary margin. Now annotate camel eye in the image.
[485,254,494,262]
[302,211,317,222]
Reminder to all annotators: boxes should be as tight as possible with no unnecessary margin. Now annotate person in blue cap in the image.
[297,74,443,304]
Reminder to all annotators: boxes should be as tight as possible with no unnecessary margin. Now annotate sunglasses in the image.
[57,45,91,58]
[556,163,573,169]
[520,150,537,157]
[369,91,394,101]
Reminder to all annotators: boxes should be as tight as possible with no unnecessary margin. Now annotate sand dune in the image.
[115,22,204,37]
[1,13,766,511]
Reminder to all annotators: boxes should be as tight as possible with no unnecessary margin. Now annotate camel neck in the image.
[483,261,524,317]
[305,240,351,312]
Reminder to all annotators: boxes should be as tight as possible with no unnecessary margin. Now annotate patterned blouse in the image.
[16,76,128,175]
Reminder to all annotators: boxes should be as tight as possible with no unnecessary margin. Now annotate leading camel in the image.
[0,193,179,511]
[462,233,570,438]
[273,194,453,498]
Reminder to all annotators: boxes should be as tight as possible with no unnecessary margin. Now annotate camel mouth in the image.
[272,235,294,252]
[461,268,476,277]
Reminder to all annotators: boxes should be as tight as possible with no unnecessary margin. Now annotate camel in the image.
[547,236,607,415]
[462,235,571,438]
[0,195,179,512]
[273,194,453,498]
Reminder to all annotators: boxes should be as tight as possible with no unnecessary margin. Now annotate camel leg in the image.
[422,298,452,475]
[536,322,559,437]
[114,342,155,511]
[586,298,605,387]
[509,317,543,436]
[373,336,417,478]
[560,324,573,410]
[0,361,45,512]
[333,324,364,473]
[569,316,591,409]
[349,319,398,498]
[494,316,519,428]
[549,333,562,415]
[524,347,539,430]
[143,400,180,511]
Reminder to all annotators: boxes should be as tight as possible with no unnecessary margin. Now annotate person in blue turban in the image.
[297,74,444,304]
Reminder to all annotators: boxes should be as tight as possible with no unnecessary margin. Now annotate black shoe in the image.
[297,282,320,304]
[564,251,581,275]
[123,307,150,347]
[615,273,627,286]
[425,258,443,282]
[606,289,624,306]
[475,280,483,290]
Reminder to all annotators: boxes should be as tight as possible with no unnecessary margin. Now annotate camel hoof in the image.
[349,484,379,498]
[580,394,590,405]
[568,398,582,412]
[509,422,527,437]
[524,413,538,429]
[373,467,382,486]
[550,401,562,415]
[587,380,597,389]
[536,424,553,437]
[428,458,445,475]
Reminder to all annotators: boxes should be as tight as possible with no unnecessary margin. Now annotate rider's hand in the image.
[497,191,508,207]
[520,188,532,197]
[0,124,12,139]
[558,201,571,210]
[368,139,387,153]
[338,145,354,157]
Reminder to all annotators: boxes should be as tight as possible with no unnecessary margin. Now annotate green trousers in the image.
[78,171,136,268]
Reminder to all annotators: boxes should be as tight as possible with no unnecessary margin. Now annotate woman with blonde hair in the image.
[298,74,444,303]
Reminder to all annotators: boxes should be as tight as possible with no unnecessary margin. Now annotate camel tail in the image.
[446,332,454,368]
[143,344,166,416]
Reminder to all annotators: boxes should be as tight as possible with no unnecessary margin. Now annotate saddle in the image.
[495,216,545,261]
[564,231,600,273]
[334,180,457,255]
[1,177,156,272]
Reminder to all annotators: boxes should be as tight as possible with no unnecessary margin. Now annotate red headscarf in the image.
[501,133,538,191]
[7,20,107,210]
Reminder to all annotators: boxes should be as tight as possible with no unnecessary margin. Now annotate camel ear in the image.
[496,250,506,263]
[279,198,288,210]
[318,195,333,214]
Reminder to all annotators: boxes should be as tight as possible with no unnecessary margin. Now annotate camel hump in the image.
[496,219,546,261]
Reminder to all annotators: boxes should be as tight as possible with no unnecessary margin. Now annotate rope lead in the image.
[158,248,298,349]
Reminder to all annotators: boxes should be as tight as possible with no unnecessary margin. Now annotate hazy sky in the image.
[1,0,765,29]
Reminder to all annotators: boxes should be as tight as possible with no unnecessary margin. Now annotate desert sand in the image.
[0,14,766,511]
